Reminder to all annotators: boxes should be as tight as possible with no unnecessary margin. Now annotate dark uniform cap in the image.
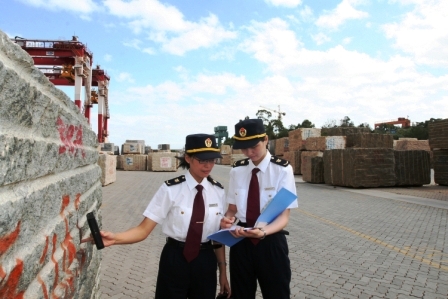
[232,118,267,149]
[185,133,222,160]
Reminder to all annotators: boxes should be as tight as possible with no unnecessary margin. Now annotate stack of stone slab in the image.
[220,145,231,165]
[302,156,324,183]
[323,148,396,188]
[144,146,153,154]
[300,136,346,177]
[275,137,289,156]
[122,141,147,171]
[101,142,115,153]
[283,151,301,175]
[147,152,178,172]
[97,153,117,186]
[321,127,371,136]
[346,133,394,148]
[285,128,322,175]
[158,144,171,152]
[429,119,448,186]
[394,150,430,186]
[323,133,431,187]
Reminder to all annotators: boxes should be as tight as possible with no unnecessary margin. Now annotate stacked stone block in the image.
[394,150,430,186]
[305,136,346,151]
[429,119,448,185]
[275,137,289,156]
[123,154,147,171]
[0,30,101,299]
[346,133,394,148]
[98,153,117,186]
[301,151,324,174]
[288,128,321,151]
[220,145,231,165]
[122,142,144,154]
[433,150,448,186]
[147,152,178,172]
[323,149,396,188]
[321,127,370,136]
[302,156,324,184]
[283,150,302,174]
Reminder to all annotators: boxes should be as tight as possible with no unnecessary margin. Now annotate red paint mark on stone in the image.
[51,234,59,287]
[74,194,81,211]
[39,236,49,264]
[0,259,24,299]
[0,266,6,280]
[37,275,49,299]
[60,195,70,216]
[0,222,21,257]
[56,117,85,158]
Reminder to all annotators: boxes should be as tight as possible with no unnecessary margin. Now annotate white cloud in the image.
[316,0,369,29]
[241,18,303,73]
[104,54,112,62]
[299,5,314,21]
[116,72,135,83]
[383,0,448,67]
[122,39,142,50]
[312,33,331,45]
[103,0,237,55]
[265,0,302,8]
[18,0,97,13]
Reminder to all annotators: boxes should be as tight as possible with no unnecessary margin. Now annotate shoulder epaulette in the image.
[207,176,224,189]
[270,156,290,167]
[232,158,250,168]
[165,175,186,186]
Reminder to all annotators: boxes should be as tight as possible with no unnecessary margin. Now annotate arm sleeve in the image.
[142,184,172,224]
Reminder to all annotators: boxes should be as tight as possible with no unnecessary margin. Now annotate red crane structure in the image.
[12,36,110,143]
[374,117,411,130]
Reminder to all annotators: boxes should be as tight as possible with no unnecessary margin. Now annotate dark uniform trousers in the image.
[229,232,291,299]
[155,241,217,299]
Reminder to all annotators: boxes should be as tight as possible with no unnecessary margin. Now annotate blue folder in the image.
[208,187,297,247]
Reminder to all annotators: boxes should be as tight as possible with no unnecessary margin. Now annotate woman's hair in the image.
[176,154,191,169]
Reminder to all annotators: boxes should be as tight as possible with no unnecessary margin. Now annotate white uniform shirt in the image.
[143,171,225,242]
[227,151,298,222]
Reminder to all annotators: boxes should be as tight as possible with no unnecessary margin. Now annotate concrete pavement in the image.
[99,165,448,298]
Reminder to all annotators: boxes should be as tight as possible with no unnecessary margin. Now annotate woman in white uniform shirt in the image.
[95,134,231,299]
[221,119,298,299]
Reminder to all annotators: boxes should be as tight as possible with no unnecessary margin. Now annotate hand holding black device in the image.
[87,212,105,249]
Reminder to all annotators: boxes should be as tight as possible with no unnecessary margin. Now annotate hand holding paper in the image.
[208,188,297,246]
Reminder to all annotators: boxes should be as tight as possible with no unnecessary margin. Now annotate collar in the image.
[185,170,209,191]
[248,151,271,173]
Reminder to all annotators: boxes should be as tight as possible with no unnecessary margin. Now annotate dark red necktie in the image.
[184,185,205,262]
[246,168,260,245]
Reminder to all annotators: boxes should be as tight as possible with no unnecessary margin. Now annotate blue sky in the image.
[2,0,447,149]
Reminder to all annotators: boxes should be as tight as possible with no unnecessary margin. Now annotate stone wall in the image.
[0,30,102,299]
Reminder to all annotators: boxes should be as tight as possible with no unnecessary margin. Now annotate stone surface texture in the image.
[0,30,102,299]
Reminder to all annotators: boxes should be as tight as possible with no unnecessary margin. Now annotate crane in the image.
[259,105,286,121]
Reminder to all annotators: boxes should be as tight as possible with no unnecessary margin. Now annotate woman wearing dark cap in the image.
[220,119,298,299]
[88,134,231,299]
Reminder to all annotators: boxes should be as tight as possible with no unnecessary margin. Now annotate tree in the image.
[297,119,315,128]
[322,119,338,128]
[358,122,372,130]
[340,116,354,127]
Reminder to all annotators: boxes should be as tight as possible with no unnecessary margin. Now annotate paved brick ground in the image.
[99,166,448,298]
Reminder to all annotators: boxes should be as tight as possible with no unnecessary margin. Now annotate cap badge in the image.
[205,138,212,148]
[239,127,247,137]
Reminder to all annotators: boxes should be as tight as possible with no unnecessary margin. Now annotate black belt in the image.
[237,222,290,235]
[166,237,222,249]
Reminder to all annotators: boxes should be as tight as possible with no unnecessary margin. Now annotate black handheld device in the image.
[86,212,105,250]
